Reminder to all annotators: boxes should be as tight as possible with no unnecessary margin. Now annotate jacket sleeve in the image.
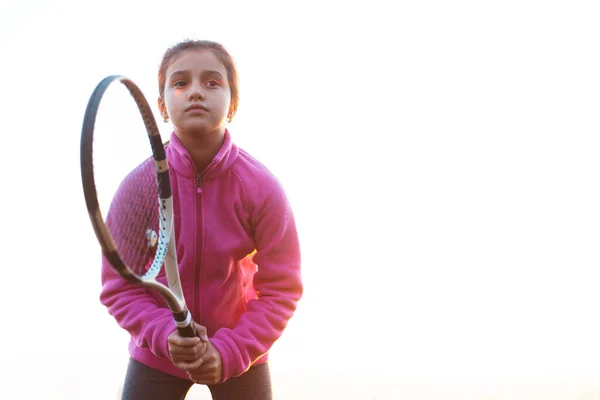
[99,175,175,360]
[100,263,175,360]
[210,184,303,381]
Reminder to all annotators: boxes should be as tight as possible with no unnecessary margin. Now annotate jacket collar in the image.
[167,129,239,180]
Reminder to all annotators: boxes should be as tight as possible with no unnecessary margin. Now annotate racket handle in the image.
[177,323,197,338]
[173,309,196,337]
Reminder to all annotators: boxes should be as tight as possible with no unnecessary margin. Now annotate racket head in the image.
[80,75,172,283]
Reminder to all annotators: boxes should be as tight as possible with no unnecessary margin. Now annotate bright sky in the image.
[2,0,600,399]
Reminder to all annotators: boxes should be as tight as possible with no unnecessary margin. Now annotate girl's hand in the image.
[167,322,209,371]
[187,340,223,385]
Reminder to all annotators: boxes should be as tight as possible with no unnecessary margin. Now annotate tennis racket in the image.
[80,75,196,337]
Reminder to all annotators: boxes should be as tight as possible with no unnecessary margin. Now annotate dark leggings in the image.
[121,358,272,400]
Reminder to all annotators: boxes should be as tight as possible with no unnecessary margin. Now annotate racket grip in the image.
[173,310,196,337]
[177,323,197,338]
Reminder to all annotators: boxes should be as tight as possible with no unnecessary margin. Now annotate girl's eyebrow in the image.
[169,70,189,79]
[169,70,225,79]
[202,70,224,79]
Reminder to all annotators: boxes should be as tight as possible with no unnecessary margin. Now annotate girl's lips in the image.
[186,109,208,115]
[185,104,209,112]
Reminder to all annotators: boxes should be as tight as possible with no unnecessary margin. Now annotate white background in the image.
[1,0,600,398]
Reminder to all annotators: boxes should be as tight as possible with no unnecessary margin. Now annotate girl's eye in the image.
[174,80,187,88]
[205,80,220,88]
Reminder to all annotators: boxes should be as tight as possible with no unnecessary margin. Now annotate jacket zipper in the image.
[196,175,203,193]
[194,174,203,326]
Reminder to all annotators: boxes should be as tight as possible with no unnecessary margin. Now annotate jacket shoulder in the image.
[231,148,285,194]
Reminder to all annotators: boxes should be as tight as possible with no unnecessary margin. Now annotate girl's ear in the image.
[158,97,169,123]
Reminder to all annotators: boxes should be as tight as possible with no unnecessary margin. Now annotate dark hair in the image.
[158,39,239,121]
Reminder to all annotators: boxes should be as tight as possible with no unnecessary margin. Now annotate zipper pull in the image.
[196,175,203,193]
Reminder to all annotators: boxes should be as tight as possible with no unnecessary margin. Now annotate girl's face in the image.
[159,49,231,138]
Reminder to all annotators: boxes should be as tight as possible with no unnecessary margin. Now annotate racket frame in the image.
[81,75,195,337]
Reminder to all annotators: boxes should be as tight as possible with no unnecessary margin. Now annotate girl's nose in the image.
[188,82,205,101]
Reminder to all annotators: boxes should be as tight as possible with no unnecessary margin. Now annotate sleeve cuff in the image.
[210,335,237,382]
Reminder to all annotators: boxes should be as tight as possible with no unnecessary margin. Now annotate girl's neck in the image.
[176,128,226,173]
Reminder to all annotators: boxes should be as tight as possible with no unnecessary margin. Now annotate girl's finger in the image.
[170,344,206,359]
[190,376,219,385]
[169,337,201,347]
[176,358,205,372]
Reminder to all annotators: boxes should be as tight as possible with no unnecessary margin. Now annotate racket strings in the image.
[106,161,163,278]
[86,77,167,280]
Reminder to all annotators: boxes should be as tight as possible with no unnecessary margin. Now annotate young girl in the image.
[100,39,303,400]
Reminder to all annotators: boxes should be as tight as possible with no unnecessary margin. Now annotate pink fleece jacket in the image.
[100,130,302,381]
